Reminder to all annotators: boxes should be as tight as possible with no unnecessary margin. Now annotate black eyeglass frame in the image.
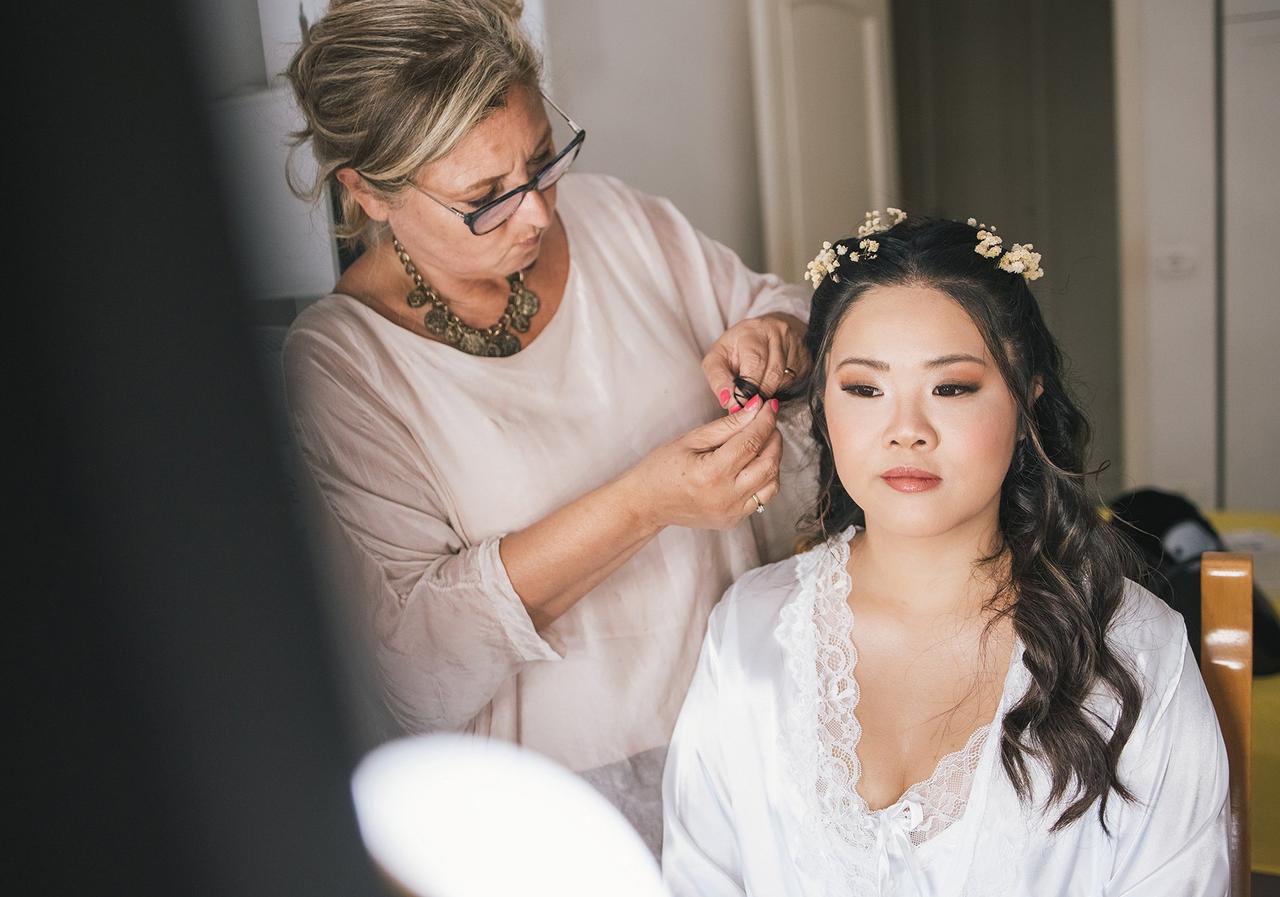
[405,94,585,236]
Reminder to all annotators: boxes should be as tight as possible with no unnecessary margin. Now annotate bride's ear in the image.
[336,167,394,222]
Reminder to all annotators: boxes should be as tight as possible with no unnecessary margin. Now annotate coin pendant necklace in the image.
[392,236,541,357]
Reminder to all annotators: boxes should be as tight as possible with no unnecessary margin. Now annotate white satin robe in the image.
[663,532,1231,896]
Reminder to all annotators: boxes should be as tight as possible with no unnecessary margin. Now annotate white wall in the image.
[184,0,339,308]
[1114,0,1280,512]
[1114,0,1220,509]
[541,0,767,271]
[749,0,898,280]
[1222,1,1280,511]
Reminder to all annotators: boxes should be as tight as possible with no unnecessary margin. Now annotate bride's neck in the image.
[850,513,1007,622]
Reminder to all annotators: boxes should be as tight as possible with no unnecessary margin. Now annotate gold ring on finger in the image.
[752,492,766,514]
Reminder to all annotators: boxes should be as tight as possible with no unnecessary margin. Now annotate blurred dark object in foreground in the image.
[1111,488,1280,676]
[12,2,389,895]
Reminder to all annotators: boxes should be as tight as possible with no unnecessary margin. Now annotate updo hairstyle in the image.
[285,0,542,248]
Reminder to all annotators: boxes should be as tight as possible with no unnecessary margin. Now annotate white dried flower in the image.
[804,242,841,287]
[969,215,1046,281]
[808,212,905,288]
[975,229,1003,259]
[999,242,1044,281]
[856,207,906,240]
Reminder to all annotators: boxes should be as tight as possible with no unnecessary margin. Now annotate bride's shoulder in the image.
[727,552,803,604]
[1106,577,1195,688]
[706,553,802,643]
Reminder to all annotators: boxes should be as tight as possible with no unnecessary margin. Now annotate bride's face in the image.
[822,283,1021,540]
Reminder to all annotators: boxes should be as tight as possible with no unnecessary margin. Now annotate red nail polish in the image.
[746,395,763,410]
[769,398,780,412]
[718,388,732,406]
[728,403,742,414]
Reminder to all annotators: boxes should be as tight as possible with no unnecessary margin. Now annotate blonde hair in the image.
[285,0,542,248]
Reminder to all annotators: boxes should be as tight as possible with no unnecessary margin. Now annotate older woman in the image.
[283,0,812,850]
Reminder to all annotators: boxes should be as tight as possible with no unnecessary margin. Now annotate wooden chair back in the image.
[1201,551,1254,897]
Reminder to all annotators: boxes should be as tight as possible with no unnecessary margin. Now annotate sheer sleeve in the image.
[283,330,562,733]
[629,185,810,341]
[662,602,746,897]
[690,222,810,327]
[1106,640,1230,896]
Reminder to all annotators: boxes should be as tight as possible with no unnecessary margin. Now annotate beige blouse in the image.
[282,173,813,853]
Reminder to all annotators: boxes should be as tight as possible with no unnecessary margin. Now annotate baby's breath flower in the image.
[809,209,906,290]
[856,207,906,239]
[973,217,1046,281]
[804,242,841,287]
[998,242,1044,281]
[856,212,882,239]
[975,229,1003,259]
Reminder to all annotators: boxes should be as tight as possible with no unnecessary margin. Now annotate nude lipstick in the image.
[880,466,942,493]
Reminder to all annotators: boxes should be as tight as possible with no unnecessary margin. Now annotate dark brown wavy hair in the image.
[803,215,1142,831]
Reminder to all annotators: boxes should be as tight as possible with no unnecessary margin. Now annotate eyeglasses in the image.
[408,94,585,236]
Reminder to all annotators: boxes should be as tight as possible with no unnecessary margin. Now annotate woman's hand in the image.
[702,312,810,410]
[503,397,782,631]
[623,396,784,530]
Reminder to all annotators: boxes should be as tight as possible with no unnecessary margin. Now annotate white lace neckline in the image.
[775,528,1018,894]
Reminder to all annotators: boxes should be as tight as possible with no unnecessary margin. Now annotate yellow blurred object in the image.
[1206,509,1280,609]
[1255,673,1280,875]
[1206,510,1280,537]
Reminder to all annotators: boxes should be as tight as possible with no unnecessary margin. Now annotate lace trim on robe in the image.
[775,529,997,895]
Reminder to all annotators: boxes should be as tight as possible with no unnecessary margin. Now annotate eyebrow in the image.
[835,353,987,371]
[457,126,555,196]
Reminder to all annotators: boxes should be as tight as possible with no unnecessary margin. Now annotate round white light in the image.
[351,734,670,897]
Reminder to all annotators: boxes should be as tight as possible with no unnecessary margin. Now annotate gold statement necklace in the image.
[392,237,541,357]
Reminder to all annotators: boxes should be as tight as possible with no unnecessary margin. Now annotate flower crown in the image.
[803,209,1046,288]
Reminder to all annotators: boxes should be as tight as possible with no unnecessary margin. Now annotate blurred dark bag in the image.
[1110,488,1280,676]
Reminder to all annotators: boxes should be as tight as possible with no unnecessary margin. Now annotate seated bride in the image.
[661,212,1229,896]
